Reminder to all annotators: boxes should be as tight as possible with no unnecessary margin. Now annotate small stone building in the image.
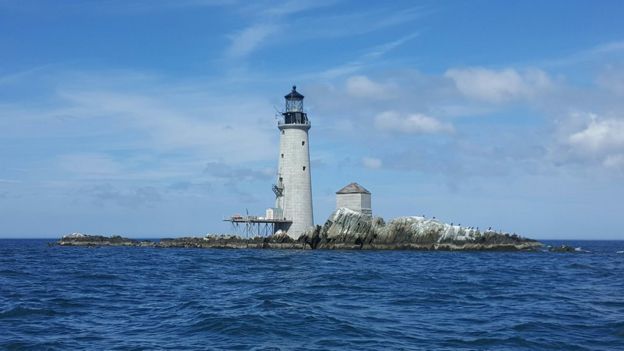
[336,182,372,216]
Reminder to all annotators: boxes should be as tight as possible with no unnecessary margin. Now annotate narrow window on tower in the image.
[302,141,305,146]
[281,153,284,158]
[282,130,285,135]
[303,166,306,171]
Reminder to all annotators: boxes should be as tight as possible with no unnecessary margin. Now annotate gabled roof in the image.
[336,182,371,195]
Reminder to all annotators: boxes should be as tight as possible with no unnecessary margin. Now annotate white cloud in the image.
[57,89,275,163]
[346,75,394,99]
[568,117,624,153]
[226,23,278,58]
[362,157,382,169]
[87,183,162,208]
[555,113,624,171]
[603,154,624,169]
[374,111,454,134]
[445,67,552,103]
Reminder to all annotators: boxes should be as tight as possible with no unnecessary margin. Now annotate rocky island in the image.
[56,208,542,251]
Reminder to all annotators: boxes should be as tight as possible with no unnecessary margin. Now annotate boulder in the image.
[549,245,578,253]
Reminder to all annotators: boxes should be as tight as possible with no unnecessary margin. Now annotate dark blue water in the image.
[1,240,623,350]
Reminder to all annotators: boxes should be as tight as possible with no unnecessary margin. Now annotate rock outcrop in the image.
[56,209,543,251]
[157,232,306,249]
[56,232,307,249]
[548,245,584,253]
[56,233,154,247]
[299,208,541,251]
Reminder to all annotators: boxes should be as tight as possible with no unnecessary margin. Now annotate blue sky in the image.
[1,0,624,239]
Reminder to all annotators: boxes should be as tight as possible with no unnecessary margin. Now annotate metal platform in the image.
[223,216,292,237]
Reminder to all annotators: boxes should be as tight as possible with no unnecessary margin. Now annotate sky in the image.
[1,0,623,239]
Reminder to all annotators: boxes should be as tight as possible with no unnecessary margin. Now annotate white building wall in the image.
[276,124,314,237]
[337,193,372,216]
[361,193,372,216]
[336,193,362,212]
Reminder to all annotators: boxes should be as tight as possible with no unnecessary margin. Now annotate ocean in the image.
[1,239,623,350]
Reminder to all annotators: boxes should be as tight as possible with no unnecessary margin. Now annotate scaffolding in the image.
[223,216,291,238]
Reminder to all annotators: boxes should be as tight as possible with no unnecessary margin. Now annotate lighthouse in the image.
[272,86,314,238]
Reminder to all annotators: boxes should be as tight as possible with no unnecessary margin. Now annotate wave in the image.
[1,239,623,349]
[0,306,59,319]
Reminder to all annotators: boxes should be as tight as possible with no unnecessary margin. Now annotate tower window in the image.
[281,153,284,158]
[282,130,285,135]
[303,166,306,171]
[302,141,305,146]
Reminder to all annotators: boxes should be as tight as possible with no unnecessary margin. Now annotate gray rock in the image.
[549,245,578,253]
[302,208,541,251]
[55,210,542,251]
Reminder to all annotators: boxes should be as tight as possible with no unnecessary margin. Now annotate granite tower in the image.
[273,86,314,238]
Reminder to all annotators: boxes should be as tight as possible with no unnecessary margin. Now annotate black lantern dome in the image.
[285,85,304,100]
[282,85,309,125]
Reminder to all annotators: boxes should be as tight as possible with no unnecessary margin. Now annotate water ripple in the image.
[1,239,623,350]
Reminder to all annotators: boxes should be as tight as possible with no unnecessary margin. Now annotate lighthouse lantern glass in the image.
[286,99,303,112]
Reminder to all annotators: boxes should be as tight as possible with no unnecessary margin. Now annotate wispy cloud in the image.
[224,0,338,59]
[345,75,396,100]
[55,88,276,163]
[204,161,273,183]
[225,4,425,61]
[312,33,421,80]
[0,67,282,202]
[0,0,236,14]
[226,23,280,58]
[57,153,124,179]
[541,40,624,67]
[203,161,273,202]
[259,0,337,17]
[0,64,60,86]
[297,6,426,39]
[445,67,553,103]
[87,183,162,207]
[362,32,420,60]
[375,111,454,134]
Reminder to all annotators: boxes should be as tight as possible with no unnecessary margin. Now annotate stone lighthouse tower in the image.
[273,86,314,238]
